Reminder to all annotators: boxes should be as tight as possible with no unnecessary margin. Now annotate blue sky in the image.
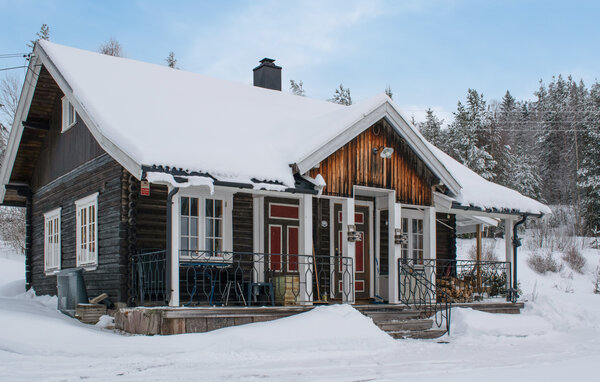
[1,0,598,122]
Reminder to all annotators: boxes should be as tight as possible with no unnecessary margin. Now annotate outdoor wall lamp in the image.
[394,228,408,244]
[347,225,362,242]
[372,146,394,159]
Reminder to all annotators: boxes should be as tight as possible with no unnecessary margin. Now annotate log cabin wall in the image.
[30,154,129,301]
[307,120,439,206]
[232,193,254,253]
[436,213,457,262]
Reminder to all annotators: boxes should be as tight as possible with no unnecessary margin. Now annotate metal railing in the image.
[129,248,354,307]
[179,249,354,306]
[398,259,452,334]
[130,249,168,306]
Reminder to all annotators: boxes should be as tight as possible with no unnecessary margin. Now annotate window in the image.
[205,199,223,252]
[180,197,199,252]
[62,96,76,131]
[180,195,229,259]
[44,208,61,273]
[75,193,98,268]
[401,214,424,264]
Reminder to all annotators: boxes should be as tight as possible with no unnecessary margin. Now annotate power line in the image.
[0,53,29,59]
[0,65,27,72]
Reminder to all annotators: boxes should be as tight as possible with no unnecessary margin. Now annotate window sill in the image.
[78,264,98,271]
[44,269,60,276]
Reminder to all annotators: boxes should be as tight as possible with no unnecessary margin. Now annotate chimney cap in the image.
[253,58,281,71]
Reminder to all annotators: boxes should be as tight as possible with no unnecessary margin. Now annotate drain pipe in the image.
[165,186,179,304]
[510,215,527,302]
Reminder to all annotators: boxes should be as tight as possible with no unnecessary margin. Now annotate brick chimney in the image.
[253,58,281,91]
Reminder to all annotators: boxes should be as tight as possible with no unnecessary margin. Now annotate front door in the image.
[334,203,371,301]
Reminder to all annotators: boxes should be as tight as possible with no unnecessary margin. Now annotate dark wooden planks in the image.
[307,120,438,206]
[436,213,456,262]
[30,154,129,302]
[233,193,253,253]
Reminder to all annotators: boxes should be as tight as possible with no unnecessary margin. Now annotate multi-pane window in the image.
[205,199,223,253]
[44,208,61,273]
[180,196,225,257]
[180,197,199,253]
[62,96,76,131]
[400,216,424,264]
[76,193,98,268]
[411,219,424,263]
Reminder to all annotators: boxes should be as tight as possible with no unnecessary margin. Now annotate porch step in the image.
[356,306,446,340]
[388,329,448,340]
[360,311,423,323]
[376,319,433,332]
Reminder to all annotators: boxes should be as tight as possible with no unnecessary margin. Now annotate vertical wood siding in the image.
[307,121,438,206]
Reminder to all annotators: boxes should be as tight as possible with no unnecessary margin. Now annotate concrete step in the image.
[362,311,423,323]
[377,319,433,332]
[387,329,447,340]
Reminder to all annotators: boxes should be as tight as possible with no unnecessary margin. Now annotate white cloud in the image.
[181,0,386,83]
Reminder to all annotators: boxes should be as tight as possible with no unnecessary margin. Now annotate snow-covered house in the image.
[0,41,549,316]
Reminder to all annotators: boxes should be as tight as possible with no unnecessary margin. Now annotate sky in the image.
[0,0,599,123]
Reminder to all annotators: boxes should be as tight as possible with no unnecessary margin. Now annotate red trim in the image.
[355,212,364,224]
[269,225,282,271]
[355,280,365,292]
[355,231,364,272]
[270,204,299,220]
[287,226,299,271]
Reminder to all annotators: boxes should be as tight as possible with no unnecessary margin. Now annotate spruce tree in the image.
[418,109,444,149]
[446,89,497,180]
[290,80,305,96]
[27,24,50,49]
[165,52,178,69]
[329,84,352,105]
[578,81,600,232]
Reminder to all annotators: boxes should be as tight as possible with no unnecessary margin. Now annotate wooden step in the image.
[362,311,423,322]
[387,329,447,340]
[377,319,433,332]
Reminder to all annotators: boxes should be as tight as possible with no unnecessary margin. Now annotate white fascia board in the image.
[36,44,143,180]
[295,102,388,175]
[449,208,517,220]
[433,191,454,212]
[293,99,462,197]
[0,52,43,202]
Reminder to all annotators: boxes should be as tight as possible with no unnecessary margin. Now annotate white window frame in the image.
[401,209,425,265]
[61,96,77,132]
[75,192,99,269]
[44,207,61,274]
[178,189,233,263]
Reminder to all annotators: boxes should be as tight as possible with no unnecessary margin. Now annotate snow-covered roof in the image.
[427,143,551,215]
[2,40,549,215]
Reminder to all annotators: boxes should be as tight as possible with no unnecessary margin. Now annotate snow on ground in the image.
[1,234,600,381]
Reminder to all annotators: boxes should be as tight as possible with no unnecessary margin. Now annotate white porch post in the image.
[424,206,436,300]
[504,217,514,288]
[424,207,436,261]
[169,192,180,307]
[252,196,265,283]
[389,193,400,304]
[299,194,313,304]
[341,197,355,304]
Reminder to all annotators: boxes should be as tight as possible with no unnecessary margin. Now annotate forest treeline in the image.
[416,75,600,234]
